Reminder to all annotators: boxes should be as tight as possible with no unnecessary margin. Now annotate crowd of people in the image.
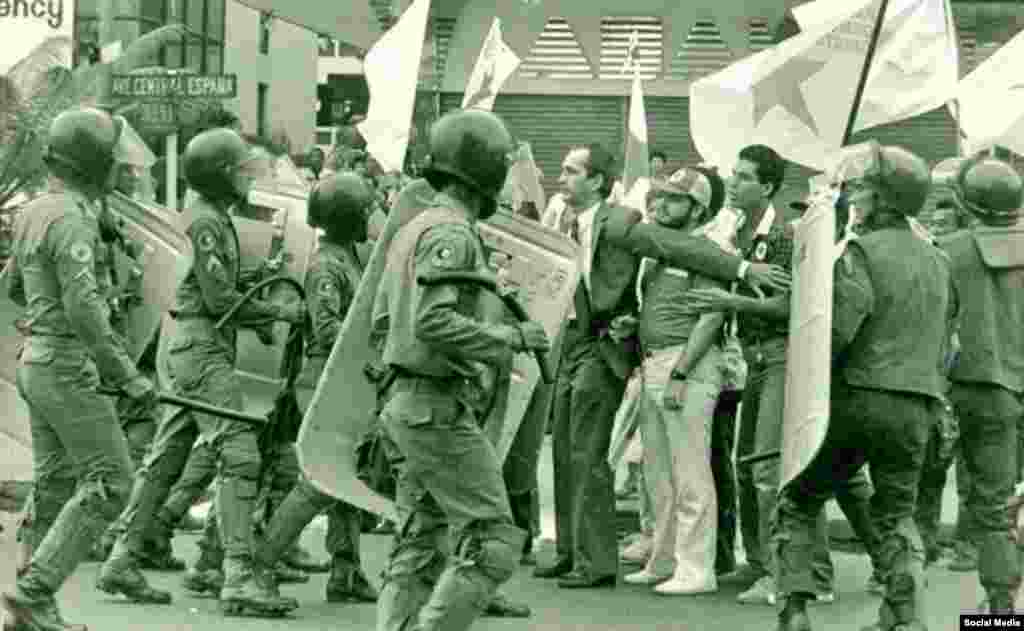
[2,100,1022,631]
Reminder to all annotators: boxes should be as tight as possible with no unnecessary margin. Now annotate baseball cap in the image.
[653,167,713,209]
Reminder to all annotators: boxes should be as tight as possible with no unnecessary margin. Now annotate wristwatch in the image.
[670,369,688,381]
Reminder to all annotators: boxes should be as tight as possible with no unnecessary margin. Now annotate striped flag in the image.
[462,18,521,112]
[620,31,650,212]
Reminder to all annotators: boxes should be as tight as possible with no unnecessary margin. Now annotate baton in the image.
[97,387,266,425]
[737,449,781,467]
[416,271,553,384]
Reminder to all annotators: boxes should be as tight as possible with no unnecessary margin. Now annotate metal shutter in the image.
[440,93,625,200]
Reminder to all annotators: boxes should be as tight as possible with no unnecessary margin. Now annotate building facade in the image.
[74,0,318,153]
[316,0,1024,232]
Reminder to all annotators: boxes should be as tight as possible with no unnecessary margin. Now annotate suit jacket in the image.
[575,202,642,380]
[580,202,748,380]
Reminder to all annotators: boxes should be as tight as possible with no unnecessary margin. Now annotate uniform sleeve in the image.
[4,257,25,307]
[187,217,282,324]
[305,263,352,350]
[604,207,745,282]
[832,244,874,360]
[412,224,516,365]
[47,216,138,386]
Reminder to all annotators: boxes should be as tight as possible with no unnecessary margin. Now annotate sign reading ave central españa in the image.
[111,73,238,99]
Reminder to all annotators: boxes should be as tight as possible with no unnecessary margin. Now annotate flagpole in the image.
[840,0,890,146]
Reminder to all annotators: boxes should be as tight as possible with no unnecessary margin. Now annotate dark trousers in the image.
[711,389,741,575]
[776,386,930,627]
[950,383,1022,603]
[550,326,625,579]
[504,373,555,552]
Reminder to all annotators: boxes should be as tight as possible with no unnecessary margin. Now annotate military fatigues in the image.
[374,201,524,631]
[775,220,955,629]
[733,220,879,597]
[255,237,376,601]
[103,194,291,607]
[941,227,1024,612]
[6,191,136,610]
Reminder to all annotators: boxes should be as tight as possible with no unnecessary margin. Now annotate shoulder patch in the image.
[318,278,336,296]
[416,225,476,272]
[69,241,93,264]
[196,229,218,253]
[754,241,768,261]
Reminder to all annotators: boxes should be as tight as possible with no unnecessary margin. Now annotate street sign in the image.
[129,101,178,132]
[111,74,238,100]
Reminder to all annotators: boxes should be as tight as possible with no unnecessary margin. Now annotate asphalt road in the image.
[0,438,983,630]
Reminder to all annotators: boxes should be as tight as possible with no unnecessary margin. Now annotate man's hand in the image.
[121,375,157,411]
[662,378,687,410]
[514,322,550,353]
[744,263,791,297]
[685,288,737,312]
[609,315,637,343]
[278,302,307,325]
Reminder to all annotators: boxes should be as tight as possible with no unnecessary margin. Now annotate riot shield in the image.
[297,179,438,521]
[0,261,31,486]
[780,190,837,489]
[478,211,579,461]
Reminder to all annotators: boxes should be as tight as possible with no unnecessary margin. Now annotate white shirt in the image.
[576,202,601,293]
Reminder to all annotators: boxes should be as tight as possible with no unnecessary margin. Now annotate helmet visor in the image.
[112,116,157,169]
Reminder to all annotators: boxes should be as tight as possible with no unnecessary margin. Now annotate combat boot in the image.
[2,591,75,631]
[96,553,172,604]
[219,557,297,617]
[273,562,310,585]
[182,544,225,597]
[282,542,329,574]
[325,560,378,603]
[137,513,186,572]
[777,596,812,631]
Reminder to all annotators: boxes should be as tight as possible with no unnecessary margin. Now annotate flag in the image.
[462,18,521,111]
[501,142,547,215]
[951,27,1024,157]
[356,0,431,173]
[620,32,650,212]
[792,0,959,134]
[690,0,952,171]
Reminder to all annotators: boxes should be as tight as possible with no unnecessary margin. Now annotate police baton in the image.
[416,271,553,384]
[96,387,267,426]
[737,449,781,467]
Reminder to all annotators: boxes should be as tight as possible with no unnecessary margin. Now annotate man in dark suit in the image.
[534,144,788,588]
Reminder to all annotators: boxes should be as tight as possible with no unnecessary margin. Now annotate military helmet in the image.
[422,109,514,218]
[830,141,932,215]
[953,154,1022,222]
[43,107,123,189]
[182,128,256,200]
[308,171,373,241]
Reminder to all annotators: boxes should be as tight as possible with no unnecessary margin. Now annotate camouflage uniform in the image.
[5,190,137,618]
[254,237,377,602]
[374,201,526,631]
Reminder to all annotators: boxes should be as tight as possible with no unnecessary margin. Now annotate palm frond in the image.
[111,24,188,74]
[7,36,73,98]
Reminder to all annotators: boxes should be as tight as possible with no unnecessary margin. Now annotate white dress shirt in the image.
[575,202,601,294]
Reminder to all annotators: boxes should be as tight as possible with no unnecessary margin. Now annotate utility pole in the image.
[97,0,122,104]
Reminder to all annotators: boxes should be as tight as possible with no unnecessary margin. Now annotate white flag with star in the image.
[462,18,521,111]
[690,0,931,171]
[793,0,958,134]
[951,27,1024,157]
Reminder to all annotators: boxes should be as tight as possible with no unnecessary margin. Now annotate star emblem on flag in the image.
[752,56,828,135]
[464,59,497,110]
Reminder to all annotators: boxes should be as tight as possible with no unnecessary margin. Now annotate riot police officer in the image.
[373,109,550,631]
[939,155,1024,614]
[3,107,150,630]
[99,129,305,615]
[253,171,378,604]
[774,143,955,631]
